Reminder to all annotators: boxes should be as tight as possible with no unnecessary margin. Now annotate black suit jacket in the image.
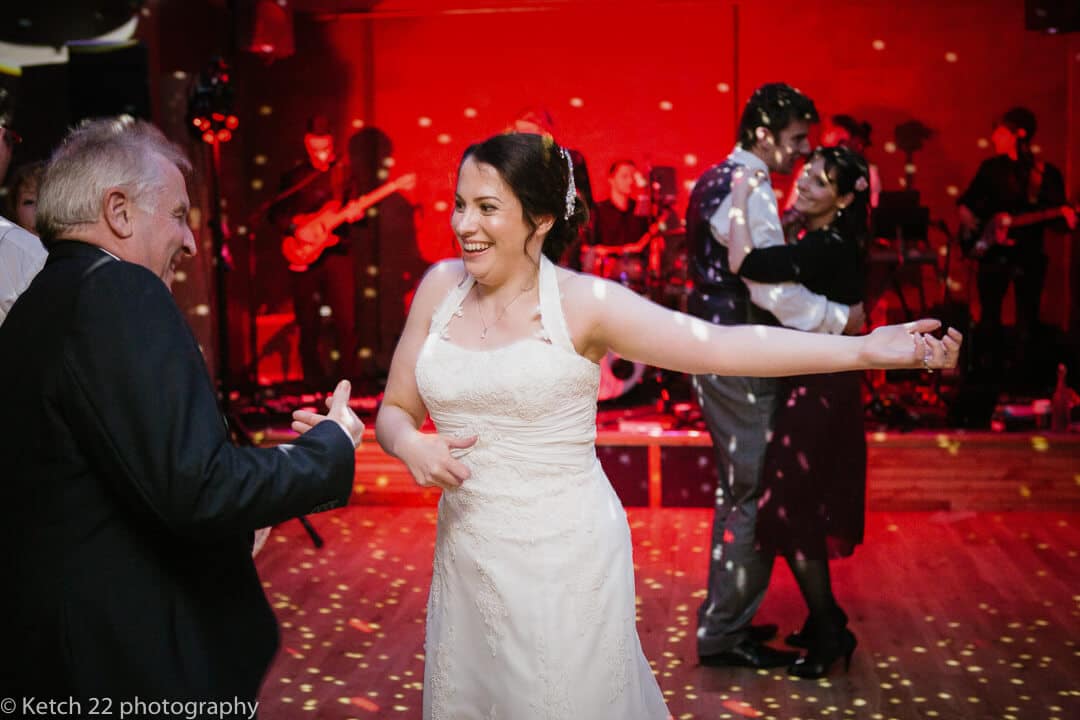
[0,241,355,706]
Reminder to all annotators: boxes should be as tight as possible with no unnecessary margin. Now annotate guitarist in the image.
[957,106,1076,387]
[269,115,359,390]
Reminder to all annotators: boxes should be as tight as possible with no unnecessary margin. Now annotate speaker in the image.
[1025,0,1080,33]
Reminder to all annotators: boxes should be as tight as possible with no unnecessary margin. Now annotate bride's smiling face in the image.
[452,157,538,281]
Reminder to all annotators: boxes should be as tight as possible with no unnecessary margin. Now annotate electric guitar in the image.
[961,203,1078,259]
[282,172,417,268]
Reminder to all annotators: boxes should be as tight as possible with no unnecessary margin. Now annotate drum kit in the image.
[582,224,690,401]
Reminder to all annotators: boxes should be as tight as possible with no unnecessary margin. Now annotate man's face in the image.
[760,119,812,174]
[609,163,636,198]
[821,123,851,149]
[129,154,196,289]
[304,132,334,170]
[991,124,1018,156]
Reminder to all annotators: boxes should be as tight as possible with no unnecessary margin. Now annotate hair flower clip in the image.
[558,146,576,220]
[853,176,869,193]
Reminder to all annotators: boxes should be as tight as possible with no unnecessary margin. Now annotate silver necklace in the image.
[475,282,533,340]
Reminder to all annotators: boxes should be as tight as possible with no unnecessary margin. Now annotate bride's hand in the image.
[858,319,963,370]
[396,430,478,490]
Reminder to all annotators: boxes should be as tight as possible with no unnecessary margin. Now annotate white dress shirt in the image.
[708,148,849,334]
[0,215,46,327]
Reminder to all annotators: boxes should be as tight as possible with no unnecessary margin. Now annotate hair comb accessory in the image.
[558,146,576,220]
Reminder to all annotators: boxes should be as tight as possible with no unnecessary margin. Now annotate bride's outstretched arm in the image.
[568,276,961,377]
[376,261,476,490]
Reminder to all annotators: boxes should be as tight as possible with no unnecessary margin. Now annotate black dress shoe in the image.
[748,623,779,643]
[699,640,800,668]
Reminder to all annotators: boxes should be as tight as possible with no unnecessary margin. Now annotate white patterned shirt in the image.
[708,148,849,334]
[0,215,46,327]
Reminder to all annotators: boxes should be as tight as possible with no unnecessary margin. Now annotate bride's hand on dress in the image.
[398,431,477,490]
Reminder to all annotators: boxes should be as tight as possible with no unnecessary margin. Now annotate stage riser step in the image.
[344,432,1080,512]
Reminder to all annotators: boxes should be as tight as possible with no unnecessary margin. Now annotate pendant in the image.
[480,328,487,340]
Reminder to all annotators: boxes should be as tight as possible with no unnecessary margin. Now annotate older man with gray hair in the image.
[0,116,362,706]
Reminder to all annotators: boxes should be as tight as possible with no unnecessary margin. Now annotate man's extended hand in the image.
[291,379,365,447]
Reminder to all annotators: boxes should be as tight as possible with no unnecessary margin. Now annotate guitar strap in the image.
[268,156,349,209]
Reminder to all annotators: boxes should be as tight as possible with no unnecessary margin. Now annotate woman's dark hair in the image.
[736,83,820,150]
[460,133,589,263]
[812,145,871,258]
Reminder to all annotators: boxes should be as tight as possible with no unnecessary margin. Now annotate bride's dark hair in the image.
[460,133,589,263]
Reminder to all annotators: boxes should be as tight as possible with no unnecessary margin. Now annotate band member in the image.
[592,159,650,248]
[957,106,1076,387]
[270,115,359,390]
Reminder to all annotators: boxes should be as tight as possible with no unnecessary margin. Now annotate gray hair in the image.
[36,116,192,244]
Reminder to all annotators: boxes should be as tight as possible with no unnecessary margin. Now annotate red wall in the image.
[164,0,1080,377]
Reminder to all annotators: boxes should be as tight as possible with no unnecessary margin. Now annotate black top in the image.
[738,225,864,305]
[957,154,1066,260]
[591,198,650,247]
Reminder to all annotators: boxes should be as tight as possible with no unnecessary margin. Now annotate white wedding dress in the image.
[415,255,669,719]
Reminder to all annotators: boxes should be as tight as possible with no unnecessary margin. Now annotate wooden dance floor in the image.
[254,504,1080,719]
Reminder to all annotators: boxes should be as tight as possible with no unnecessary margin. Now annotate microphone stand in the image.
[205,135,324,549]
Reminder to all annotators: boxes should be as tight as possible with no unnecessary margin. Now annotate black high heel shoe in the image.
[787,628,857,679]
[785,606,849,649]
[785,616,813,649]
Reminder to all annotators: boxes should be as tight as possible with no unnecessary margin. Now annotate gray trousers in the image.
[692,373,780,655]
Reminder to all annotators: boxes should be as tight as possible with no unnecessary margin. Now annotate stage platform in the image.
[259,424,1080,512]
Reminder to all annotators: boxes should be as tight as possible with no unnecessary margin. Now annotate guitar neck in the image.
[332,181,402,225]
[1007,206,1069,229]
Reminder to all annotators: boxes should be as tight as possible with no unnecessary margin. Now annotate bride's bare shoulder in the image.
[556,266,618,299]
[413,258,468,307]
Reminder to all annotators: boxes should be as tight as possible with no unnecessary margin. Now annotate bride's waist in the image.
[438,459,616,540]
[436,419,597,472]
[445,456,603,500]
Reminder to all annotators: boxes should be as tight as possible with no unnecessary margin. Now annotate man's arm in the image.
[63,263,355,539]
[712,180,850,334]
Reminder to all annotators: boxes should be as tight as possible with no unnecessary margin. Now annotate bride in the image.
[374,132,961,718]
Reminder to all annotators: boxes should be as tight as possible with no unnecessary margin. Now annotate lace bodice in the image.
[415,259,668,720]
[415,255,601,481]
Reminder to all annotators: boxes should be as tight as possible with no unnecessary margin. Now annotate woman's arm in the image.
[375,261,476,490]
[567,274,959,377]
